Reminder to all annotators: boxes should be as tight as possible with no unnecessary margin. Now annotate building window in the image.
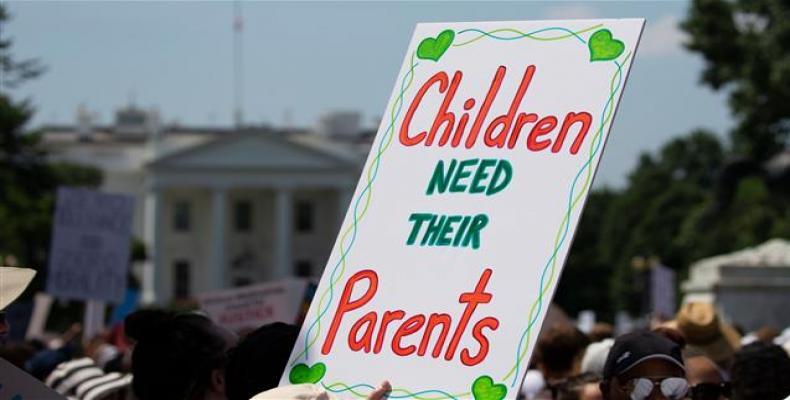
[234,201,253,232]
[174,260,191,299]
[173,201,191,232]
[295,260,313,278]
[295,201,314,233]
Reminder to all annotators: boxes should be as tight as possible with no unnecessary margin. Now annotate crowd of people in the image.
[2,266,790,400]
[520,302,790,400]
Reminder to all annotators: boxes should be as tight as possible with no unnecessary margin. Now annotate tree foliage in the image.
[0,4,102,275]
[556,0,790,318]
[681,0,790,159]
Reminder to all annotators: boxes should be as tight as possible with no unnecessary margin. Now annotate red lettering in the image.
[565,111,593,154]
[426,71,462,146]
[418,313,452,358]
[348,312,377,353]
[445,268,494,361]
[527,116,557,151]
[322,269,378,355]
[509,113,538,149]
[461,317,499,366]
[392,315,426,356]
[400,72,448,146]
[373,310,405,353]
[466,66,506,149]
[484,65,536,148]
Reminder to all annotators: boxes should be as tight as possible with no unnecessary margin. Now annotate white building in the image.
[682,239,790,331]
[42,105,366,305]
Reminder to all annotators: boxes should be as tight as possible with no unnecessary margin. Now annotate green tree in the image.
[0,4,101,277]
[602,131,723,313]
[682,0,790,159]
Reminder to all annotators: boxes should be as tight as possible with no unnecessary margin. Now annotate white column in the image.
[210,188,227,289]
[273,188,293,279]
[143,188,162,304]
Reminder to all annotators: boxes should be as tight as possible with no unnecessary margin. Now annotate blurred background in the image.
[1,0,788,340]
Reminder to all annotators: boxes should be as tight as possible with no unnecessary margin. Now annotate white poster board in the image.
[0,358,64,400]
[282,19,643,399]
[197,279,310,333]
[46,187,134,304]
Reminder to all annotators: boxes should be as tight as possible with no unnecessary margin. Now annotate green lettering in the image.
[487,160,512,196]
[426,159,457,195]
[407,213,433,245]
[462,214,489,249]
[449,158,478,193]
[470,159,497,193]
[438,215,461,246]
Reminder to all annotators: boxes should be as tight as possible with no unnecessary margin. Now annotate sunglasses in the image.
[690,382,731,400]
[622,376,690,400]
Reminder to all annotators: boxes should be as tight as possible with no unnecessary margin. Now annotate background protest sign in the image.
[46,187,134,304]
[197,278,310,333]
[282,19,643,398]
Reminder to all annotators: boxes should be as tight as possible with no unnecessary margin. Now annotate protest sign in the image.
[282,19,644,398]
[650,264,676,318]
[197,278,310,333]
[46,187,134,304]
[0,357,64,400]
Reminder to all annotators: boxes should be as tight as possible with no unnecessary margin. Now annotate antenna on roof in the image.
[233,1,244,130]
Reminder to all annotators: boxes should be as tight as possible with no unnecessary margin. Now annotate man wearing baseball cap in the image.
[600,331,690,400]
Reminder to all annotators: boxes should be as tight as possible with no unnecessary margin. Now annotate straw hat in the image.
[673,302,741,365]
[0,267,36,310]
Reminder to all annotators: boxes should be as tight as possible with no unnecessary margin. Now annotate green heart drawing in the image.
[588,29,625,62]
[417,30,455,61]
[472,375,507,400]
[288,362,326,384]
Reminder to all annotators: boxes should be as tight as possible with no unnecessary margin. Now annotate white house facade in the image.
[42,106,366,305]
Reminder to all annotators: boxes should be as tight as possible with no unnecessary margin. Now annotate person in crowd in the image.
[686,355,730,400]
[730,342,790,400]
[224,322,299,400]
[669,302,740,374]
[588,323,615,343]
[652,326,686,349]
[536,325,590,386]
[124,309,237,400]
[600,331,689,400]
[25,322,83,379]
[0,266,36,346]
[46,356,133,400]
[554,372,603,400]
[224,322,392,400]
[580,338,614,377]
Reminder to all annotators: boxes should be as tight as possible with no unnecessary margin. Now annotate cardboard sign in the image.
[282,19,643,398]
[0,358,64,400]
[197,279,310,333]
[46,187,134,303]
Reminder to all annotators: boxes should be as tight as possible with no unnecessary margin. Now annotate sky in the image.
[4,1,733,187]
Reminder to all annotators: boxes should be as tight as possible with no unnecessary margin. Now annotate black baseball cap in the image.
[603,331,685,379]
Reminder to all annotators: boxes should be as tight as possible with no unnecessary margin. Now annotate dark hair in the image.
[125,310,230,400]
[536,325,590,378]
[731,342,790,400]
[224,322,298,400]
[588,323,614,343]
[555,372,602,400]
[652,326,687,349]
